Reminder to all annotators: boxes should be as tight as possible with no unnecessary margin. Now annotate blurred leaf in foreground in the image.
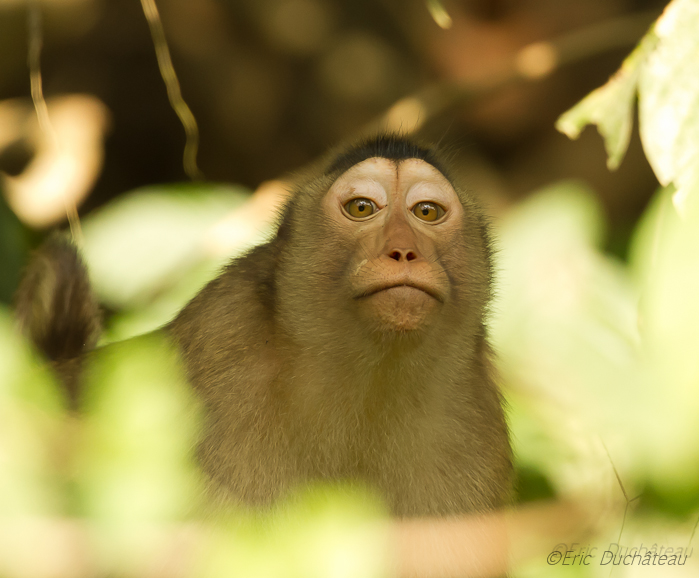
[629,186,699,507]
[491,181,645,500]
[81,183,254,310]
[202,484,388,578]
[0,308,65,518]
[74,332,202,574]
[103,258,230,343]
[498,178,699,514]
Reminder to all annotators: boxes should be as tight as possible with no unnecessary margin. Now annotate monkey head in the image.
[276,135,492,350]
[324,157,458,332]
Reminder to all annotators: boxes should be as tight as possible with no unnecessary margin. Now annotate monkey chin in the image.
[361,285,439,333]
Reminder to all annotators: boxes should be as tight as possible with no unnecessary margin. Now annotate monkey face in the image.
[322,157,462,332]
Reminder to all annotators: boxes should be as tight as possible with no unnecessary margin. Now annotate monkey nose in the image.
[387,248,420,262]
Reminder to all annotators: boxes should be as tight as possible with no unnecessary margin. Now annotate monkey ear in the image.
[14,233,102,363]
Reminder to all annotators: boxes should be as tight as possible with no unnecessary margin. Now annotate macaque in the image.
[16,134,511,517]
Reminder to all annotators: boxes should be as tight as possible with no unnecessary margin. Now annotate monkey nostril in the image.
[388,249,419,262]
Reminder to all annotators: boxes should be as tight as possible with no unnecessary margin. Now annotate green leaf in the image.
[201,485,387,578]
[81,183,254,309]
[638,0,699,212]
[0,309,65,517]
[555,33,657,170]
[491,182,646,495]
[74,332,202,572]
[558,0,699,211]
[628,185,699,497]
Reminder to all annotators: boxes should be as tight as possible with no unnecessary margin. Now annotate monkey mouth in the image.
[356,282,443,302]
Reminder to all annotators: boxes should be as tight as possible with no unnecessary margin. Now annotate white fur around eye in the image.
[332,177,388,208]
[405,180,458,212]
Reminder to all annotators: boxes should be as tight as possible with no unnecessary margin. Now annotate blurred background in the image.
[0,0,665,280]
[4,0,699,576]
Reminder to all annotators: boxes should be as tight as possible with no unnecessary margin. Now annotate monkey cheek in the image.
[362,286,438,332]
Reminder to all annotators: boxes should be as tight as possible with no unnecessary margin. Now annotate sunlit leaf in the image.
[0,309,64,518]
[557,0,699,211]
[201,485,387,578]
[74,332,202,572]
[638,0,699,213]
[492,182,645,497]
[628,185,699,503]
[81,183,254,309]
[103,257,232,342]
[555,33,656,170]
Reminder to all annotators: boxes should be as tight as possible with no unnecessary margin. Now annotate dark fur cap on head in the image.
[324,133,451,181]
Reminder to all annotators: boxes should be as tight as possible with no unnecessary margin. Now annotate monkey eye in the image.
[412,201,445,222]
[343,197,378,219]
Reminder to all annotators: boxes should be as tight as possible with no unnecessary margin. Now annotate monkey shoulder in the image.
[167,243,279,396]
[164,243,295,505]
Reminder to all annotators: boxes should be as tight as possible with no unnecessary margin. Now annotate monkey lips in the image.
[354,275,445,332]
